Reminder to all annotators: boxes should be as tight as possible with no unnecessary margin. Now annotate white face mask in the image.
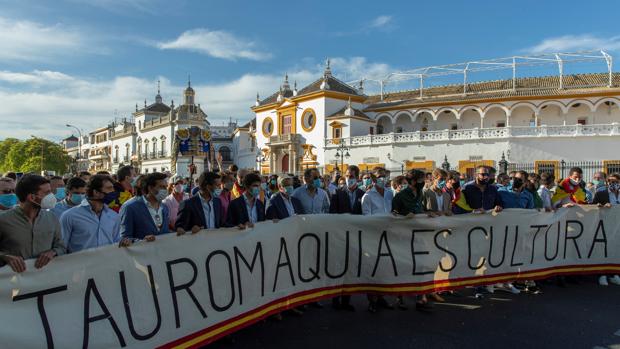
[155,189,168,201]
[37,193,57,210]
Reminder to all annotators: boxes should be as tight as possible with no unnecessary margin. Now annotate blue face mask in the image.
[363,178,372,187]
[250,187,260,197]
[376,178,386,188]
[357,181,363,188]
[284,186,294,195]
[593,180,605,188]
[130,177,138,188]
[459,179,466,187]
[0,194,17,208]
[260,183,267,190]
[70,193,85,205]
[54,188,66,201]
[102,191,120,205]
[437,180,446,189]
[313,179,322,188]
[213,188,223,197]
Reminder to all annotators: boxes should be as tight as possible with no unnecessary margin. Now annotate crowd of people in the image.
[0,163,618,318]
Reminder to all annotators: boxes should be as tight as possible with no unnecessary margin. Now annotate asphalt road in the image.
[209,276,620,349]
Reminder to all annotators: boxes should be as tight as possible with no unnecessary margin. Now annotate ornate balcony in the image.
[325,123,620,148]
[268,133,302,145]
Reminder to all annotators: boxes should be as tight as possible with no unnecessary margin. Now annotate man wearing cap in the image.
[266,175,304,219]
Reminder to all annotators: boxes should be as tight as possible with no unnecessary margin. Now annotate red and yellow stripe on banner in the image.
[159,264,620,349]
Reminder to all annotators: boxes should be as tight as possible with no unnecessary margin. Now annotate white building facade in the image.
[252,56,620,179]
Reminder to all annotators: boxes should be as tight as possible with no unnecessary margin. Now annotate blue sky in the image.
[0,0,619,140]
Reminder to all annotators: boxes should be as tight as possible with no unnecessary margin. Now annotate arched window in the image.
[377,124,384,134]
[219,146,232,161]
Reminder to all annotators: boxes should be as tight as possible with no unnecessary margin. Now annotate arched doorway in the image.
[281,154,289,173]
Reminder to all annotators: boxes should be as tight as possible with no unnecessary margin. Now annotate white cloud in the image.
[369,15,392,29]
[157,29,272,61]
[0,56,393,140]
[0,17,87,62]
[524,34,620,54]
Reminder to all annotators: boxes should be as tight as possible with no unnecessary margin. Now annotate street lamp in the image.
[334,142,350,174]
[256,150,266,173]
[66,124,83,171]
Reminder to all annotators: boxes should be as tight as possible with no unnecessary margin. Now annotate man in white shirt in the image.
[361,169,392,216]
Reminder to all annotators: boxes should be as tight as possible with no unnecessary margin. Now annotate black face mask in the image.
[512,178,523,190]
[452,180,460,190]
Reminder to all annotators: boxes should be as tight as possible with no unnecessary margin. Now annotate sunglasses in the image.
[478,173,490,177]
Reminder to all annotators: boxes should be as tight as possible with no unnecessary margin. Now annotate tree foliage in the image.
[0,138,72,174]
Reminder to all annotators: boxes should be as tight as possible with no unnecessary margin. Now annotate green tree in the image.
[4,138,71,174]
[0,138,20,173]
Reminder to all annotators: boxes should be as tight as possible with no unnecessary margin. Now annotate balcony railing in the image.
[123,156,129,163]
[269,134,302,144]
[158,150,167,158]
[325,123,620,148]
[141,115,171,130]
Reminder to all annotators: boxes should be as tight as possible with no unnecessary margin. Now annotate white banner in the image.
[1,206,619,349]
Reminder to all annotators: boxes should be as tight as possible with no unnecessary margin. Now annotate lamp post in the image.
[334,142,350,174]
[66,124,83,172]
[256,150,266,173]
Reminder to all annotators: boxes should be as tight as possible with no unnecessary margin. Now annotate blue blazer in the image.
[226,195,265,227]
[120,198,171,239]
[175,195,223,231]
[329,188,365,214]
[266,192,304,219]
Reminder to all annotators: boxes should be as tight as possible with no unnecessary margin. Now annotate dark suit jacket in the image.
[175,195,223,231]
[226,195,266,227]
[592,190,618,205]
[120,198,170,239]
[266,192,304,219]
[329,187,364,214]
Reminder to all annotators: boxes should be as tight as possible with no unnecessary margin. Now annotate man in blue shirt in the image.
[60,174,121,253]
[52,177,87,218]
[497,176,534,209]
[292,168,330,214]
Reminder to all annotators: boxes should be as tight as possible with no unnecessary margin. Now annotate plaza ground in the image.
[210,276,620,349]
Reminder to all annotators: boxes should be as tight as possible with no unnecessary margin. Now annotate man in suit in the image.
[422,168,454,215]
[330,165,364,215]
[176,171,223,234]
[226,172,265,227]
[329,165,365,311]
[266,175,304,219]
[593,173,620,207]
[119,172,170,246]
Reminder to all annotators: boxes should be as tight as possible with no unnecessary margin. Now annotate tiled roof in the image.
[327,106,372,120]
[364,73,620,110]
[257,76,361,106]
[142,102,171,113]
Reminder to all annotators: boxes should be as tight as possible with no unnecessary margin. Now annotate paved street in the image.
[210,277,620,349]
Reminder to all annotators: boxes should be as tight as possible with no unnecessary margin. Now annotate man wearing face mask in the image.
[51,177,87,218]
[163,176,189,230]
[266,175,304,220]
[592,172,608,193]
[422,169,453,215]
[328,165,364,312]
[218,173,234,223]
[119,172,170,244]
[361,168,393,216]
[0,177,17,211]
[329,165,364,216]
[552,167,587,208]
[59,175,121,253]
[292,168,330,215]
[176,172,223,234]
[592,173,620,286]
[454,165,502,214]
[108,165,137,213]
[0,174,66,273]
[497,171,534,209]
[226,172,266,227]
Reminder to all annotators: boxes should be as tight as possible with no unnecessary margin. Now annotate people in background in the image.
[163,176,189,230]
[51,177,87,218]
[119,172,170,244]
[49,176,66,202]
[0,174,65,272]
[538,172,555,211]
[218,172,234,224]
[498,171,534,209]
[362,168,393,216]
[78,171,92,183]
[592,172,608,193]
[176,172,223,234]
[593,173,620,286]
[109,165,137,212]
[392,169,426,216]
[60,174,121,253]
[0,177,17,210]
[226,172,265,227]
[231,168,248,199]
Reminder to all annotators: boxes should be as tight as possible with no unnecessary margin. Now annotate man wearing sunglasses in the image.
[454,165,503,214]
